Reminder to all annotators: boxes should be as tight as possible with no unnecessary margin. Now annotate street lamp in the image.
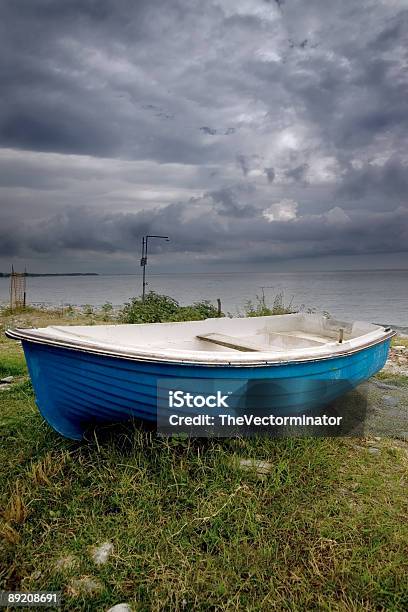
[141,235,170,301]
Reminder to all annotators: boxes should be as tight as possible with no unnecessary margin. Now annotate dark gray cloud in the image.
[0,0,407,271]
[264,167,275,183]
[285,163,309,184]
[200,127,218,136]
[236,154,250,177]
[2,201,407,265]
[337,158,408,201]
[206,184,258,218]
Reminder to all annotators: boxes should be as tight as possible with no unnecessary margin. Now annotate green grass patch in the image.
[374,371,408,387]
[1,381,407,610]
[392,336,408,349]
[0,350,27,378]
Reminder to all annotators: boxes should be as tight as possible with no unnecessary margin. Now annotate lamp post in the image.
[141,235,169,301]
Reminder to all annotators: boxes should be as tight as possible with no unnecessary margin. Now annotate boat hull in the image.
[21,337,392,440]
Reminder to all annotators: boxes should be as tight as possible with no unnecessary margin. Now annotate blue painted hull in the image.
[21,337,392,440]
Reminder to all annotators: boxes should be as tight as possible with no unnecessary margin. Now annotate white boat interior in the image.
[9,313,393,365]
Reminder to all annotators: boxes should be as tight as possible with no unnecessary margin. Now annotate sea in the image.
[0,269,407,329]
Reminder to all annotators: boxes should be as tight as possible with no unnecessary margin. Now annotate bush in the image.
[82,304,94,315]
[176,301,220,321]
[120,292,221,324]
[245,292,296,317]
[120,291,296,324]
[65,304,75,315]
[101,301,114,321]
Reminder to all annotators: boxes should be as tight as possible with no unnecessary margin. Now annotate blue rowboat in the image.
[6,314,394,440]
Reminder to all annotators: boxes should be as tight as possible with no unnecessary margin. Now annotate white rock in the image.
[351,444,366,451]
[238,459,273,474]
[91,541,114,565]
[106,605,132,612]
[0,376,14,383]
[383,395,398,407]
[368,447,380,455]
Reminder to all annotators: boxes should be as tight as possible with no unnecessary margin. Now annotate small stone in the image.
[90,541,114,565]
[0,376,14,383]
[238,459,273,474]
[371,380,398,390]
[0,385,11,392]
[383,395,398,407]
[368,447,380,455]
[373,436,381,441]
[393,345,406,350]
[351,444,366,451]
[107,605,133,612]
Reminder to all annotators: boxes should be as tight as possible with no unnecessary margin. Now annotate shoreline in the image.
[2,301,407,337]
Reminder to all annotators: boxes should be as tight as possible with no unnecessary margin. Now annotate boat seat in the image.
[266,331,329,346]
[196,333,265,352]
[197,331,330,352]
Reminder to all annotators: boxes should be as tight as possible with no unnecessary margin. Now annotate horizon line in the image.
[2,268,408,276]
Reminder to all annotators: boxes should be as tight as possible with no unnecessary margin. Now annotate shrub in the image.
[82,304,94,315]
[101,301,114,321]
[120,292,179,323]
[177,300,220,320]
[65,304,75,315]
[245,292,296,317]
[120,292,221,324]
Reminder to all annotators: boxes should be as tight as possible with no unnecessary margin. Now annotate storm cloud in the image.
[0,0,407,272]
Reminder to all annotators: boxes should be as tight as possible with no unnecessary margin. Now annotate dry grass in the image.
[3,482,28,525]
[29,451,69,486]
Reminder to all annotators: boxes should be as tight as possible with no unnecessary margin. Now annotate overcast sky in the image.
[0,0,407,273]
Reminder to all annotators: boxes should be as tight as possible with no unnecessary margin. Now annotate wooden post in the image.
[9,265,13,312]
[217,298,222,317]
[23,267,26,310]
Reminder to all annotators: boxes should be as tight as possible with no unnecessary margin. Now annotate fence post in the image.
[217,298,222,317]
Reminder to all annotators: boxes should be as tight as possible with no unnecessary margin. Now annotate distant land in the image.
[0,273,99,277]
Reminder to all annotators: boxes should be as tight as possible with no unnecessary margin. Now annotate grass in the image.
[0,347,27,378]
[392,336,408,349]
[374,371,408,387]
[1,307,408,610]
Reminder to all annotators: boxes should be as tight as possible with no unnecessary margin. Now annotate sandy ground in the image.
[361,341,408,439]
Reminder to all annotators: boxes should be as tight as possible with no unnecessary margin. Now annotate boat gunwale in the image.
[5,326,396,367]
